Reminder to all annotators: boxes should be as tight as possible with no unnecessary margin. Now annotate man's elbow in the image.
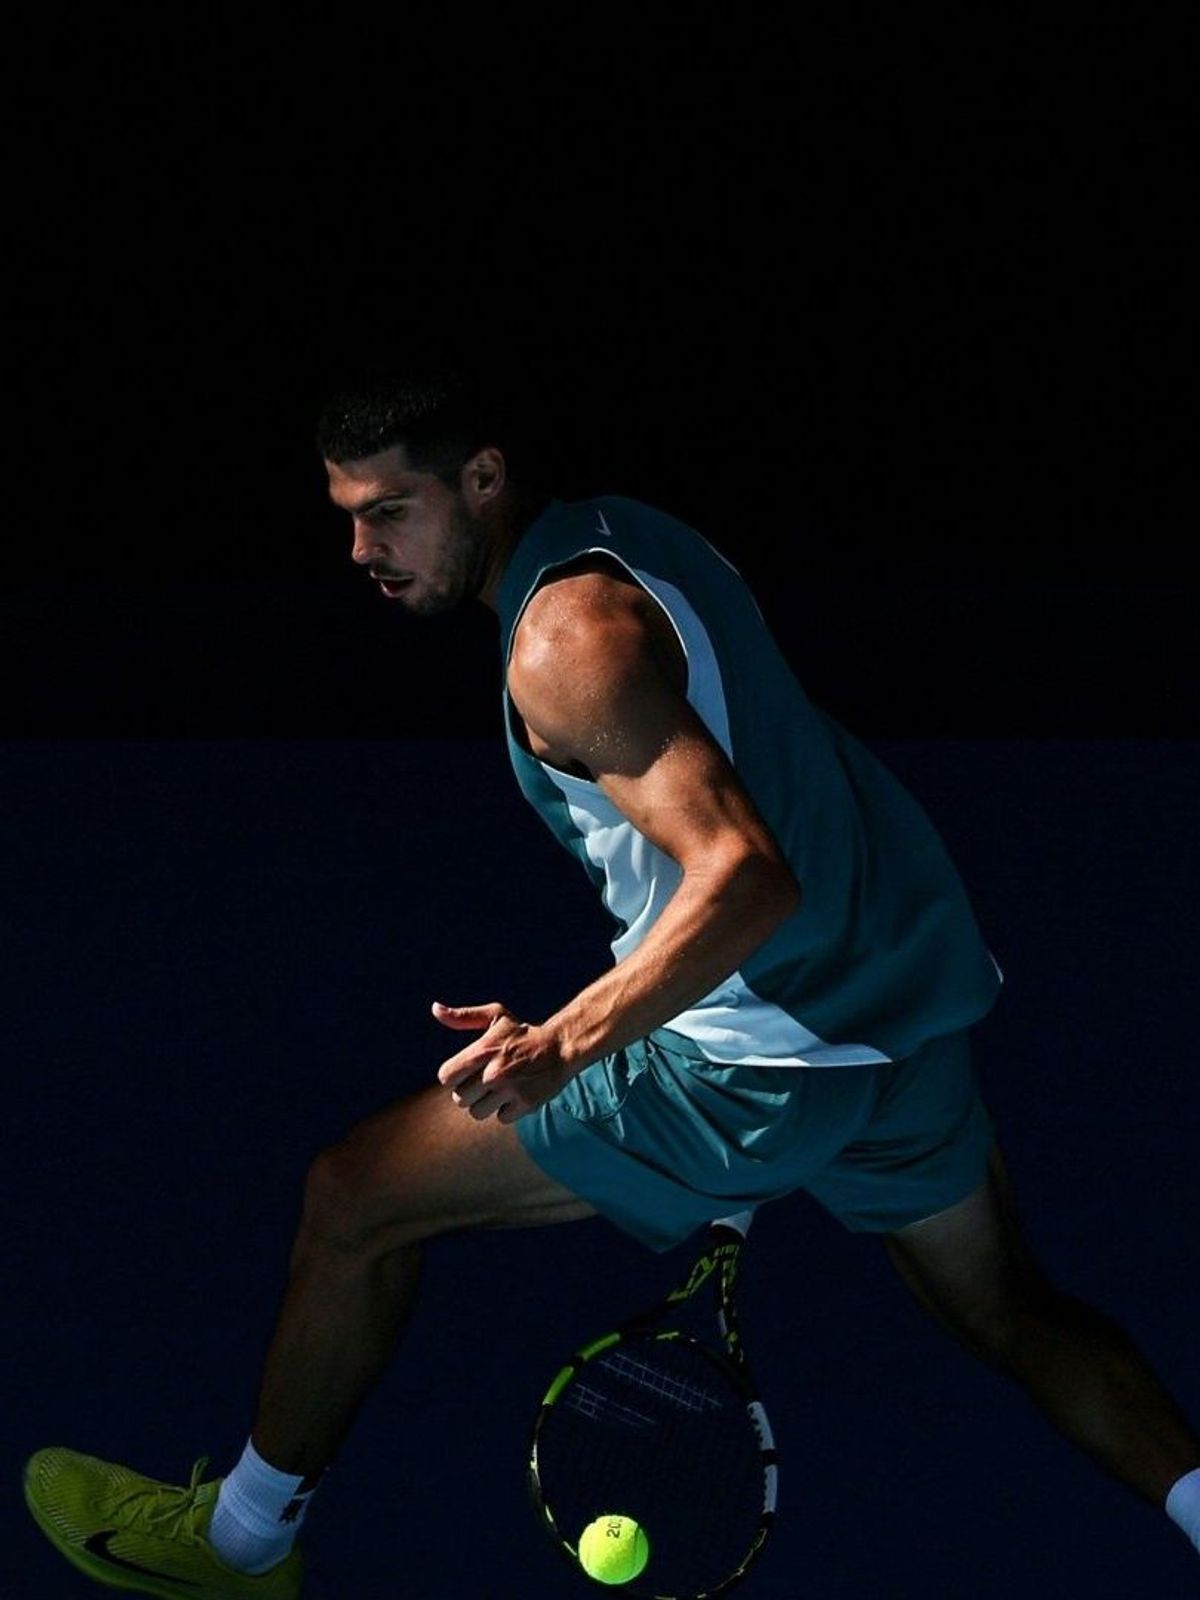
[766,858,803,919]
[732,848,803,920]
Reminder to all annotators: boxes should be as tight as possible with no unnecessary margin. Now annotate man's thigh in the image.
[316,1085,597,1247]
[883,1143,1047,1344]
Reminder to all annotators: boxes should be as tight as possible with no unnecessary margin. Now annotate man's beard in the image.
[406,504,489,617]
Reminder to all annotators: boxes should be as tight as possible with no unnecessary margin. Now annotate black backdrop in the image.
[4,18,1195,741]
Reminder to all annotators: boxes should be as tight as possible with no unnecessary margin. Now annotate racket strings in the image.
[594,1347,725,1415]
[537,1334,767,1596]
[565,1380,657,1432]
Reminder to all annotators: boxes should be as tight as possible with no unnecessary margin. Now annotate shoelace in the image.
[105,1458,213,1544]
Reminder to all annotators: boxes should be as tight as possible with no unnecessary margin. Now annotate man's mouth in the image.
[375,576,413,597]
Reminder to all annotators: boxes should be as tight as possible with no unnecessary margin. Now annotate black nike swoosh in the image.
[83,1529,202,1586]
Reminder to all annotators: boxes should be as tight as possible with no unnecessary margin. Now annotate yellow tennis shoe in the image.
[24,1448,303,1599]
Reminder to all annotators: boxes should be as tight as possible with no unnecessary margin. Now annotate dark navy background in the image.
[5,14,1199,1598]
[6,737,1198,1597]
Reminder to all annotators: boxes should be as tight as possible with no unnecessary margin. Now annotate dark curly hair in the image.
[315,360,526,490]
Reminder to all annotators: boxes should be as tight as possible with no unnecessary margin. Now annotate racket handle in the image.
[713,1209,755,1238]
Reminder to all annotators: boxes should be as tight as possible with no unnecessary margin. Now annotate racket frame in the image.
[528,1222,778,1599]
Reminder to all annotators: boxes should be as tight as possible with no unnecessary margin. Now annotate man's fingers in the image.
[438,1055,472,1088]
[467,1089,511,1122]
[431,1001,502,1029]
[433,1002,531,1109]
[445,1075,521,1122]
[447,1062,509,1102]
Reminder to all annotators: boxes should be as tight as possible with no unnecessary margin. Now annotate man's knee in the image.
[886,1150,1061,1363]
[297,1132,422,1258]
[292,1086,592,1259]
[953,1271,1064,1364]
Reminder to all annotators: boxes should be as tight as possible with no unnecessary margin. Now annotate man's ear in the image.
[462,446,506,507]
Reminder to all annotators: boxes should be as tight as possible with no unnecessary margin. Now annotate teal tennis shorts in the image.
[516,1025,995,1252]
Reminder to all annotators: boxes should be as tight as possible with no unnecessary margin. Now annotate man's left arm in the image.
[435,585,801,1122]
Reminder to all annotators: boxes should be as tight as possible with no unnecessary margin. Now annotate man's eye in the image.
[380,505,407,520]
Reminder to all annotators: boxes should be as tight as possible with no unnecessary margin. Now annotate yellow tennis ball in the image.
[577,1514,650,1585]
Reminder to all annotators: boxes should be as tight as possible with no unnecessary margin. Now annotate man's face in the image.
[326,445,490,617]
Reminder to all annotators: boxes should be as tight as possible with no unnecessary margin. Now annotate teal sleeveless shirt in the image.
[496,496,1002,1065]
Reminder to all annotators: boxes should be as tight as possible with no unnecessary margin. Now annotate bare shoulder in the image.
[506,549,796,876]
[511,552,686,696]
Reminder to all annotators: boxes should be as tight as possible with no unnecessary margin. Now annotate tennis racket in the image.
[528,1212,777,1598]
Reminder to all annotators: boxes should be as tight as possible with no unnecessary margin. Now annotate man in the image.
[24,367,1199,1595]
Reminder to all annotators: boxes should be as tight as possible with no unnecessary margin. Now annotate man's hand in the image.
[433,1000,573,1124]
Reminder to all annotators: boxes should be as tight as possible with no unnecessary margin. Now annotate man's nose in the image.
[351,522,381,564]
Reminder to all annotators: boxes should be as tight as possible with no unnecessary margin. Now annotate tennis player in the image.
[25,367,1199,1595]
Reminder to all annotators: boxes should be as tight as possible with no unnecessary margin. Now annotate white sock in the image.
[208,1439,323,1575]
[1166,1466,1200,1553]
